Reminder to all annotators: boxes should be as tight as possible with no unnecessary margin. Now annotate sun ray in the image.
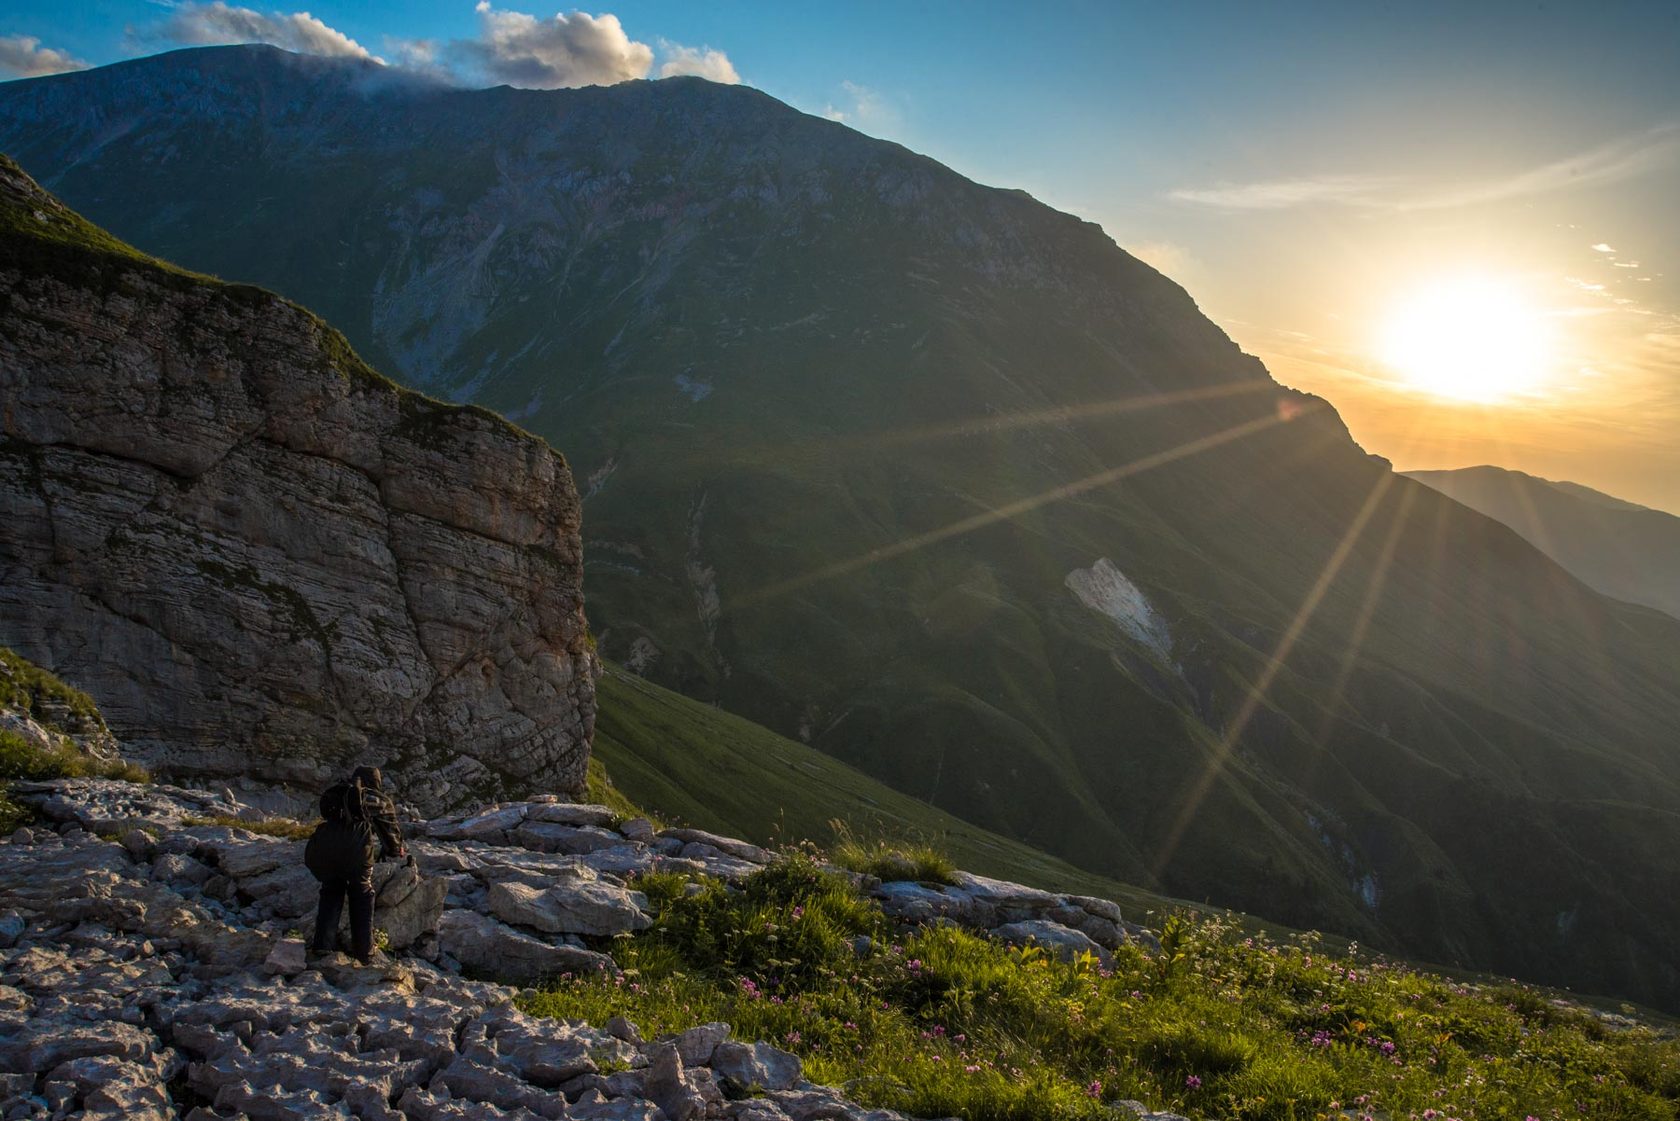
[728,406,1308,613]
[859,379,1278,448]
[1152,466,1397,876]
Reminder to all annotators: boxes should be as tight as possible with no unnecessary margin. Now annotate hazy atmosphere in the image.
[7,0,1679,511]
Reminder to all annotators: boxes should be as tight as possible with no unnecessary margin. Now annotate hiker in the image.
[304,765,409,963]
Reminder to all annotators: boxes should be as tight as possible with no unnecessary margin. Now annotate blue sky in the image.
[5,1,1680,509]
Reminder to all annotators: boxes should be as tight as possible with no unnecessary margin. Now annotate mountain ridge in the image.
[1407,464,1680,621]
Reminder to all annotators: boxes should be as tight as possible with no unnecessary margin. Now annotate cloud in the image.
[1167,175,1389,210]
[656,40,739,84]
[1405,127,1680,210]
[451,4,651,88]
[1592,243,1616,253]
[1170,127,1680,213]
[822,81,896,131]
[0,34,89,77]
[152,1,377,60]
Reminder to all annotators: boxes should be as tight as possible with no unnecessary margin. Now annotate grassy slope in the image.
[524,858,1680,1121]
[594,662,1191,919]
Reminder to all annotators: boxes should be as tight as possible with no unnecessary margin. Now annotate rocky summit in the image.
[0,776,1181,1121]
[0,155,595,813]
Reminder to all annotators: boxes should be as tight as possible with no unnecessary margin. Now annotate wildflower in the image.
[965,1064,982,1074]
[784,1031,801,1045]
[1085,1080,1102,1099]
[1185,1075,1202,1089]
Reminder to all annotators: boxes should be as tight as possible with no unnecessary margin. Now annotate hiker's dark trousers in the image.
[312,872,375,960]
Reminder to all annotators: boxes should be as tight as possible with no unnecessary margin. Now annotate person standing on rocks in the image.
[304,765,409,963]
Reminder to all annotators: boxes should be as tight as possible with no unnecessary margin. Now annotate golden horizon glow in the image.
[1378,275,1555,403]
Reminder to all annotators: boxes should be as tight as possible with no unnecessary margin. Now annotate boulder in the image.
[710,1041,802,1093]
[436,910,614,985]
[486,876,651,937]
[526,803,620,828]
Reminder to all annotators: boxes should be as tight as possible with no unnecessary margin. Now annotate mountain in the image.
[6,46,1680,1009]
[0,154,595,812]
[1408,466,1680,620]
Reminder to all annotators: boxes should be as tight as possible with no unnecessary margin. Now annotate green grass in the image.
[831,821,958,885]
[0,646,105,730]
[522,856,1680,1121]
[593,664,1188,918]
[582,755,653,825]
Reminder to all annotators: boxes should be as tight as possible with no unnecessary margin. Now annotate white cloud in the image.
[1169,127,1680,213]
[1167,175,1388,210]
[0,34,88,77]
[1592,243,1616,253]
[451,4,651,88]
[153,2,377,61]
[656,40,739,84]
[132,3,739,92]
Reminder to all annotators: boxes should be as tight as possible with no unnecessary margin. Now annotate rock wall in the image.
[0,158,595,810]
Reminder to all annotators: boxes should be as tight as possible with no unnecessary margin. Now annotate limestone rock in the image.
[710,1041,802,1093]
[437,910,614,985]
[0,161,596,813]
[486,877,651,937]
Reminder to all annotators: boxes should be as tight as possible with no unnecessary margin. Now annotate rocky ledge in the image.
[0,778,1177,1120]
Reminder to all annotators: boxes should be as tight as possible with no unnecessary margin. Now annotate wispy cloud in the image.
[1592,243,1616,253]
[149,1,378,61]
[1403,126,1680,210]
[1167,175,1388,210]
[0,33,89,77]
[1169,127,1680,213]
[821,80,900,135]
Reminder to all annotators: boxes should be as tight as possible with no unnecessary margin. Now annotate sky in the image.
[5,1,1679,513]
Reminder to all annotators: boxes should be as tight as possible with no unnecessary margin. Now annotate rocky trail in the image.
[0,778,1178,1121]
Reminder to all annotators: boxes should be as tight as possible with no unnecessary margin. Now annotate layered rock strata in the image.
[0,157,595,809]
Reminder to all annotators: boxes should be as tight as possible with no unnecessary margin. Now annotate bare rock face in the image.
[0,158,596,811]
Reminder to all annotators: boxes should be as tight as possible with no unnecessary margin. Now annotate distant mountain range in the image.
[5,45,1680,1009]
[1408,466,1680,621]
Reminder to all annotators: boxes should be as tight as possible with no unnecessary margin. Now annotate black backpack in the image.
[303,781,378,882]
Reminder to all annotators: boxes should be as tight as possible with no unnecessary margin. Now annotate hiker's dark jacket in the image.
[303,781,404,884]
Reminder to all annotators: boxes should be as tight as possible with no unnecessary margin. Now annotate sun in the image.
[1378,275,1553,402]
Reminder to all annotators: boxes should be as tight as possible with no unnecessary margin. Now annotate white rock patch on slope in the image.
[1064,558,1171,656]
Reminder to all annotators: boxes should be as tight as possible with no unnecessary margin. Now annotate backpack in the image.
[304,781,377,882]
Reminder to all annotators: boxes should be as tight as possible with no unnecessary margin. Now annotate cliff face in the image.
[0,157,595,810]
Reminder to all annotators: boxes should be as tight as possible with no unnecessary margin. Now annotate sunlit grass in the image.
[523,856,1680,1121]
